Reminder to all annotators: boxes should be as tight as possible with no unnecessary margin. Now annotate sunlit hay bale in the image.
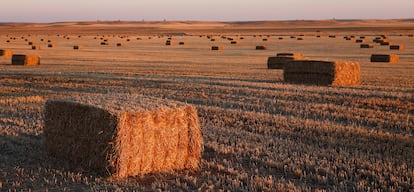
[44,94,203,179]
[31,45,40,50]
[355,39,364,43]
[380,41,392,46]
[0,49,13,57]
[101,42,109,45]
[359,36,366,39]
[12,54,40,65]
[227,37,233,41]
[283,60,360,86]
[136,37,142,40]
[48,44,55,48]
[211,46,223,51]
[165,40,174,46]
[360,44,374,48]
[370,54,399,63]
[389,45,405,50]
[267,52,305,69]
[373,38,384,44]
[179,42,185,45]
[73,45,83,50]
[256,45,267,50]
[116,43,124,47]
[28,42,34,45]
[230,41,237,44]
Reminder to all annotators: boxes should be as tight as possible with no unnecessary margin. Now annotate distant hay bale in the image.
[179,42,185,45]
[240,37,245,40]
[290,36,296,39]
[6,40,10,43]
[116,43,124,47]
[211,46,223,51]
[278,37,284,40]
[316,35,321,38]
[165,40,174,46]
[12,54,40,65]
[44,94,203,179]
[408,34,413,37]
[328,35,336,38]
[360,44,374,48]
[359,36,366,39]
[380,41,392,46]
[355,39,364,43]
[297,37,304,40]
[210,39,215,42]
[73,45,83,50]
[230,41,237,44]
[47,44,55,48]
[40,39,44,42]
[267,52,304,69]
[101,42,109,45]
[389,45,405,50]
[283,60,360,86]
[370,54,399,63]
[0,49,13,57]
[28,42,34,45]
[47,40,52,43]
[31,45,40,50]
[256,45,267,50]
[262,38,268,41]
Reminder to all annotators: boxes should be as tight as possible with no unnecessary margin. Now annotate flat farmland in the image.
[0,20,413,191]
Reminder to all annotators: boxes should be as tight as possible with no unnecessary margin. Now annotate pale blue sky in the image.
[0,0,413,22]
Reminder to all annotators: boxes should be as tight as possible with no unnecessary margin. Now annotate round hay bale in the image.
[360,44,374,48]
[12,54,40,65]
[31,45,40,50]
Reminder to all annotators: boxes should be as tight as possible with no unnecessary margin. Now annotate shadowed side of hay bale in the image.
[390,45,405,50]
[116,43,124,47]
[165,40,174,46]
[12,54,40,65]
[47,44,55,48]
[44,94,203,179]
[179,42,185,45]
[283,60,360,86]
[370,54,399,63]
[0,49,13,57]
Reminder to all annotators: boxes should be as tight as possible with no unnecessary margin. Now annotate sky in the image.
[0,0,413,23]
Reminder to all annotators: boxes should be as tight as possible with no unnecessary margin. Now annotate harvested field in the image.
[0,20,413,191]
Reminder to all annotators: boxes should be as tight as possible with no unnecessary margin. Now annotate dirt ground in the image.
[0,20,413,191]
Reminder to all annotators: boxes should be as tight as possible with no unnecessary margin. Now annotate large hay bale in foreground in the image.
[12,54,40,65]
[283,60,360,86]
[44,94,203,179]
[267,52,304,69]
[370,54,399,63]
[0,49,13,57]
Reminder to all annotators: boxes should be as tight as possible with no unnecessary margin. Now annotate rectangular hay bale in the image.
[389,45,404,50]
[11,54,40,65]
[370,54,399,63]
[0,49,13,57]
[268,52,305,69]
[211,46,223,50]
[44,94,203,179]
[283,60,360,86]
